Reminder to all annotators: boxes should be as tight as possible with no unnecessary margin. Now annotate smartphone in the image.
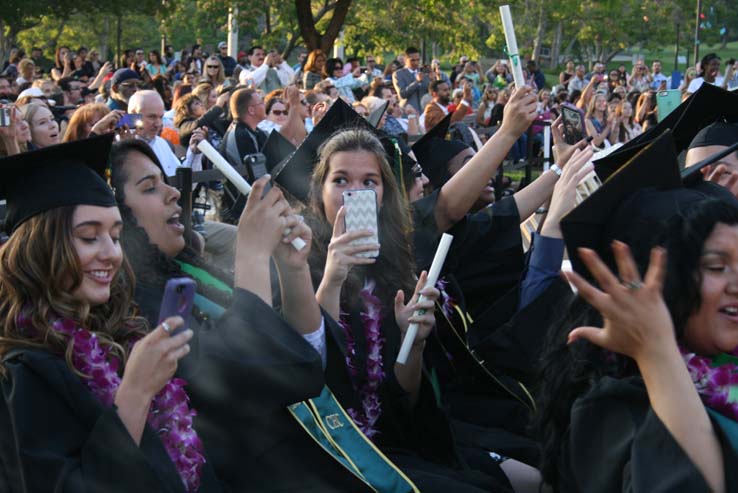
[116,113,142,129]
[0,107,11,127]
[342,189,379,258]
[158,278,196,335]
[244,153,271,196]
[656,90,681,122]
[561,105,585,145]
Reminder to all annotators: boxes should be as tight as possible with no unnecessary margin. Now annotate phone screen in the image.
[561,106,585,145]
[116,113,142,129]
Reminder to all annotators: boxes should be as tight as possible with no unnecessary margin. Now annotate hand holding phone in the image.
[561,106,585,146]
[115,113,143,129]
[158,278,196,335]
[342,189,380,258]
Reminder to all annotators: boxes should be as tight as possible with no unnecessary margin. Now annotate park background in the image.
[2,0,736,82]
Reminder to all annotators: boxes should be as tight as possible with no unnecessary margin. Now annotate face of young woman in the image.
[122,150,185,258]
[321,150,384,226]
[189,99,205,118]
[684,223,738,355]
[595,95,607,113]
[621,102,633,118]
[70,205,123,306]
[30,106,60,148]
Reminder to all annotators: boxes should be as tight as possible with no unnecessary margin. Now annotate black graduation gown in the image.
[412,192,525,319]
[323,308,511,492]
[0,349,222,493]
[559,376,738,492]
[135,281,372,492]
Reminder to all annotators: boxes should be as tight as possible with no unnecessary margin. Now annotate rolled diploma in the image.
[543,125,551,170]
[500,5,526,88]
[197,140,306,250]
[396,233,453,364]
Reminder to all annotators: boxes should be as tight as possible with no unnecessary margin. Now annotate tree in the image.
[295,0,352,53]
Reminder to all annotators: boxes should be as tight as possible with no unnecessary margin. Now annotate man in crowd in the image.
[238,46,295,93]
[217,41,237,77]
[649,59,668,90]
[364,55,383,79]
[107,68,141,111]
[422,79,470,130]
[392,46,430,114]
[526,60,546,91]
[567,64,587,92]
[58,77,83,106]
[30,47,52,75]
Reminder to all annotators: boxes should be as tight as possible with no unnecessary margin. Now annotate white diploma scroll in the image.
[396,233,453,364]
[197,140,306,250]
[500,5,526,88]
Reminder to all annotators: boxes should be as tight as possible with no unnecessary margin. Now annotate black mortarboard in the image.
[262,130,296,173]
[412,138,471,188]
[367,100,389,128]
[1,134,116,234]
[688,121,738,149]
[273,98,418,202]
[411,112,452,157]
[561,130,682,276]
[594,84,738,181]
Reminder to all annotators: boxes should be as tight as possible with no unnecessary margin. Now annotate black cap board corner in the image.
[411,111,452,157]
[262,130,297,173]
[594,83,738,182]
[1,134,116,234]
[274,98,418,202]
[561,129,681,276]
[367,100,389,128]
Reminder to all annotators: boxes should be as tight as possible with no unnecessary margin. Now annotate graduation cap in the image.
[0,134,116,234]
[367,100,389,128]
[273,98,419,202]
[561,130,682,276]
[411,111,452,156]
[412,138,471,189]
[262,129,296,173]
[594,84,738,182]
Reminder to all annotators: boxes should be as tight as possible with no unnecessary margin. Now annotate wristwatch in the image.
[550,164,563,176]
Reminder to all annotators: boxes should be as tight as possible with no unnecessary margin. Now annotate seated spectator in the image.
[239,46,294,93]
[63,102,121,142]
[687,53,725,95]
[145,50,167,78]
[423,79,470,131]
[107,69,141,111]
[50,46,72,81]
[21,103,60,149]
[216,41,237,77]
[612,100,642,144]
[175,90,229,148]
[15,59,35,86]
[476,85,498,127]
[584,93,612,149]
[302,49,326,90]
[324,57,363,104]
[258,92,289,134]
[635,90,658,133]
[202,56,225,86]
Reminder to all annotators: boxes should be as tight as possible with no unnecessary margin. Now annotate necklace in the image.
[339,279,385,439]
[20,315,206,492]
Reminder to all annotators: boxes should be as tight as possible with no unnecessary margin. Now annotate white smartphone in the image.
[342,189,379,258]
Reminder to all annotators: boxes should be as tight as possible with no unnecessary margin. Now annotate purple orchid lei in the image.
[436,278,455,319]
[681,345,738,423]
[19,315,205,492]
[339,279,385,439]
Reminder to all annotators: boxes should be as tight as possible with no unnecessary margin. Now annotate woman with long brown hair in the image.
[63,103,122,142]
[0,136,223,491]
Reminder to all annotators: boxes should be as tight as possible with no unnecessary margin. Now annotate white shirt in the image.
[143,135,202,177]
[256,119,281,135]
[301,317,327,368]
[687,76,725,94]
[238,61,295,88]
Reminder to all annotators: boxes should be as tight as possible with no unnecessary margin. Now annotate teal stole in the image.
[707,409,738,455]
[177,261,418,492]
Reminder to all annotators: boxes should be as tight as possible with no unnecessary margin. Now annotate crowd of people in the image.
[0,38,737,493]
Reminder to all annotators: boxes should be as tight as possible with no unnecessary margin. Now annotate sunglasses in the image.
[270,109,288,116]
[206,65,219,69]
[333,66,343,70]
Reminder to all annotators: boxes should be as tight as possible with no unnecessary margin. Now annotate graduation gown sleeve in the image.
[560,376,738,493]
[0,350,201,493]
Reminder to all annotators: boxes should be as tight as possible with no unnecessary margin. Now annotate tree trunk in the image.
[531,1,546,61]
[549,21,562,69]
[295,0,352,53]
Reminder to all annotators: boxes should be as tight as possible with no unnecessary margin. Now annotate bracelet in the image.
[460,100,470,107]
[550,164,563,176]
[407,114,417,119]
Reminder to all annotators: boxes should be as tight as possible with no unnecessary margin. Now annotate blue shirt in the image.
[519,232,565,310]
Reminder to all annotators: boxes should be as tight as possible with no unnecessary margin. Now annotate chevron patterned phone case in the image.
[343,189,379,258]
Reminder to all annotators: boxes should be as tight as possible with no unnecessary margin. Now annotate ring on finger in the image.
[162,321,172,334]
[623,280,643,291]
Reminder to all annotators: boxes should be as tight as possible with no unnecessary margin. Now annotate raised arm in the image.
[433,86,538,231]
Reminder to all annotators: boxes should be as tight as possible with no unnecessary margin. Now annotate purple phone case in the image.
[158,278,196,334]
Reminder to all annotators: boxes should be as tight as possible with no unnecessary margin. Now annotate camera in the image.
[0,107,11,127]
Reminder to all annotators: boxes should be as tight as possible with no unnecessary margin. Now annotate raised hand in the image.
[550,114,590,166]
[500,86,538,138]
[541,147,594,239]
[236,176,292,259]
[564,242,674,363]
[322,206,378,286]
[394,271,439,345]
[90,110,124,135]
[188,126,207,154]
[273,215,312,271]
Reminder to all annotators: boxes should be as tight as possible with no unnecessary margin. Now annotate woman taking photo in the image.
[0,137,222,491]
[323,58,363,104]
[536,190,738,492]
[63,103,122,142]
[302,49,327,90]
[612,100,642,144]
[476,85,498,127]
[51,46,73,81]
[306,128,509,492]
